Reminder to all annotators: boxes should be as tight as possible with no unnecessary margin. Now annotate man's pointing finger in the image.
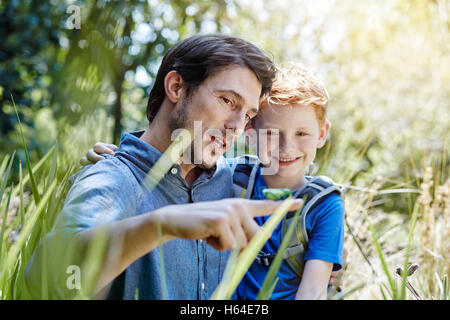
[247,199,303,217]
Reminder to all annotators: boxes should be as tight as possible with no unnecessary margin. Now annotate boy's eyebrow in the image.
[213,88,259,115]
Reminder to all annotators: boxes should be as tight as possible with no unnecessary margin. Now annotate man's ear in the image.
[317,119,331,149]
[164,70,184,103]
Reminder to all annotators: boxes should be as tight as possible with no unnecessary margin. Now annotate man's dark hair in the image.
[146,34,277,122]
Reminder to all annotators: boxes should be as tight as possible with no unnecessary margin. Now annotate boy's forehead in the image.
[254,103,320,127]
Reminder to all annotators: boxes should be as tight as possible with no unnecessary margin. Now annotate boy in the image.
[85,64,344,300]
[231,65,344,300]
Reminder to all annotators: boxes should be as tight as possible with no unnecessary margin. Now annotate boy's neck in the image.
[263,173,307,192]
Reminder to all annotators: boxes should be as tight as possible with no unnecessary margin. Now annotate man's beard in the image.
[168,96,216,170]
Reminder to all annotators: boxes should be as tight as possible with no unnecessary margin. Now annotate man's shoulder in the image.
[69,156,138,191]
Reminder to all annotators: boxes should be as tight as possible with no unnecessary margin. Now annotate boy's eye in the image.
[297,132,309,136]
[267,130,279,136]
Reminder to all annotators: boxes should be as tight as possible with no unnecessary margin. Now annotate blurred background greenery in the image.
[0,0,449,299]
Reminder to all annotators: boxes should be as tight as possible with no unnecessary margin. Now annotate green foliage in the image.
[0,0,448,300]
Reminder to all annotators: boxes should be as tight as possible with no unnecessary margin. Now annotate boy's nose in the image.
[279,135,293,148]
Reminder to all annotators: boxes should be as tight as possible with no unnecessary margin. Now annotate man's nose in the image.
[224,111,246,136]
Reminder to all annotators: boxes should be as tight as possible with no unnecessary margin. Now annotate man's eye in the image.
[267,130,279,135]
[222,97,233,105]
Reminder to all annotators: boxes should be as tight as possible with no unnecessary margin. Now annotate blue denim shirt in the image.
[32,131,234,300]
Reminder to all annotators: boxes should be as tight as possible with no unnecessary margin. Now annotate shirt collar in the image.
[117,130,223,183]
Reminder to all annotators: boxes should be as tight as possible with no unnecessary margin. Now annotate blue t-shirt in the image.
[232,167,345,300]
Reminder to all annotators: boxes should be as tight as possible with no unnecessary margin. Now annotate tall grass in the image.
[340,160,449,300]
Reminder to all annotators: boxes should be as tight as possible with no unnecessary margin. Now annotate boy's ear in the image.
[164,70,184,104]
[317,119,331,148]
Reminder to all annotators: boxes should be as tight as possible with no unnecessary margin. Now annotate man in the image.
[25,34,303,299]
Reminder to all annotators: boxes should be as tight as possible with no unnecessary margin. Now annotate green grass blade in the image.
[211,198,295,300]
[1,146,55,210]
[11,94,41,205]
[0,152,15,205]
[77,226,109,298]
[265,277,279,300]
[364,211,397,299]
[345,215,377,276]
[443,275,448,300]
[0,179,57,286]
[0,154,11,178]
[331,282,366,300]
[210,243,241,300]
[256,204,303,300]
[45,144,59,229]
[19,161,25,225]
[0,185,13,265]
[157,220,167,300]
[0,186,13,299]
[379,284,387,300]
[400,201,420,300]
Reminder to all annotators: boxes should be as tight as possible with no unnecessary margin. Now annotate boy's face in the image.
[251,103,330,178]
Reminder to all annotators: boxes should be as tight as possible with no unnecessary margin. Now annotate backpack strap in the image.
[283,176,343,276]
[230,155,260,199]
[255,176,343,278]
[295,176,343,244]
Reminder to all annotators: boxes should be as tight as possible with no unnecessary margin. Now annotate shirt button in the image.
[170,168,178,175]
[201,282,205,290]
[199,239,203,243]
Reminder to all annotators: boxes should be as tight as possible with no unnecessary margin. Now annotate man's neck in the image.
[140,126,201,188]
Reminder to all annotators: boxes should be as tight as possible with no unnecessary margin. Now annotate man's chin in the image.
[198,152,221,170]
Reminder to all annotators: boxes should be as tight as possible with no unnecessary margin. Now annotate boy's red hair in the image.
[260,64,329,125]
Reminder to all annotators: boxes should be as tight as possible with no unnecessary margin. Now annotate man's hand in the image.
[80,142,118,166]
[75,197,303,293]
[154,198,304,251]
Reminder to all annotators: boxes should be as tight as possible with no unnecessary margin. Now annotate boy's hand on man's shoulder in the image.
[80,142,118,166]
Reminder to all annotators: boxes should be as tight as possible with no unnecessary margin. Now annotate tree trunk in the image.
[113,77,123,145]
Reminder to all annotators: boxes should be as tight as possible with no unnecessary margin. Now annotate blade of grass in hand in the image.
[211,197,295,300]
[256,204,303,300]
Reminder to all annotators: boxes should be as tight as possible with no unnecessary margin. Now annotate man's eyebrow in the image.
[214,89,245,104]
[213,89,259,114]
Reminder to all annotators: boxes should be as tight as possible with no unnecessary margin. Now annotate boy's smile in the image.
[277,156,303,166]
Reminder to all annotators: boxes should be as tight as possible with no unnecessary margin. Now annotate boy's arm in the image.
[295,259,333,300]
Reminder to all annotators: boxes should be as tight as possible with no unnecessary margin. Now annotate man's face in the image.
[169,65,262,169]
[253,103,328,178]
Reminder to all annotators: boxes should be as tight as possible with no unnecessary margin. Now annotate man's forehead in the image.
[208,67,262,102]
